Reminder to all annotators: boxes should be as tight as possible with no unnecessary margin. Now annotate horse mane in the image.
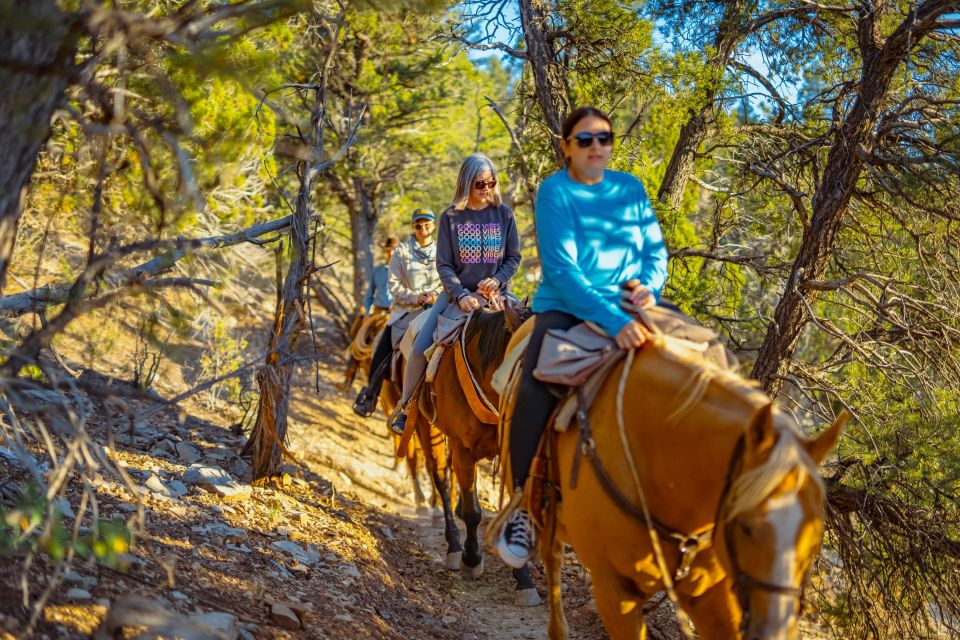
[637,337,822,519]
[645,335,766,425]
[465,310,511,372]
[724,415,823,521]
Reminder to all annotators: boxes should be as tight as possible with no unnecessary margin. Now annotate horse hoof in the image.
[461,556,484,578]
[514,588,542,608]
[445,552,462,571]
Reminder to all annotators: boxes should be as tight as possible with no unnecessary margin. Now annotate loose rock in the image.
[271,540,319,565]
[166,479,188,498]
[145,473,172,497]
[175,441,201,464]
[64,571,97,590]
[181,464,250,502]
[192,522,248,545]
[270,604,301,630]
[190,611,238,640]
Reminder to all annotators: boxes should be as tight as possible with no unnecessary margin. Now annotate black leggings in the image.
[365,327,393,397]
[509,310,579,490]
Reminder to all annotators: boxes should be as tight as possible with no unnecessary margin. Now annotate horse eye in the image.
[738,521,755,537]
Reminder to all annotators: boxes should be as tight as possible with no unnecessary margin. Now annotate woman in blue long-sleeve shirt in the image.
[494,106,669,569]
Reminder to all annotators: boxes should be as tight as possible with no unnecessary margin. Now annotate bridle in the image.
[715,435,809,634]
[574,393,810,617]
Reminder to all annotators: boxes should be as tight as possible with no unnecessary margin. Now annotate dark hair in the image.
[560,107,612,166]
[561,106,612,141]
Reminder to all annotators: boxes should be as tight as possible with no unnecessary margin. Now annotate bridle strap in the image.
[574,386,714,581]
[715,432,808,631]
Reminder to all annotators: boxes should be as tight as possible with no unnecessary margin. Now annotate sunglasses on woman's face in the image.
[413,222,432,230]
[473,179,497,190]
[569,131,615,148]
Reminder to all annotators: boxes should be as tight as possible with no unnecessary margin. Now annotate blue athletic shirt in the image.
[532,169,668,337]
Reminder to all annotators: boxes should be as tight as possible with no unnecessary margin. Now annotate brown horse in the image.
[498,323,845,639]
[424,302,541,606]
[380,353,446,518]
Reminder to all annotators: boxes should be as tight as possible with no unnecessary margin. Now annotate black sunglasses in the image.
[568,131,615,148]
[473,179,497,190]
[413,221,432,230]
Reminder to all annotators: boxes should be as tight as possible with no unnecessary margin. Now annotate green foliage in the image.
[1,485,131,569]
[199,319,248,406]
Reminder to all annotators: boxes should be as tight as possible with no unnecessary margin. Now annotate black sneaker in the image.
[495,509,536,568]
[389,411,407,436]
[353,387,376,417]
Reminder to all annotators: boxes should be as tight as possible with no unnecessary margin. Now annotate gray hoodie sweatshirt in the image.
[387,236,443,325]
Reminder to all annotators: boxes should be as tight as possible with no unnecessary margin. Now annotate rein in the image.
[574,348,806,623]
[454,311,500,424]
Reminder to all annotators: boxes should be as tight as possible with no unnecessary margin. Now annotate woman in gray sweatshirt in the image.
[389,153,521,435]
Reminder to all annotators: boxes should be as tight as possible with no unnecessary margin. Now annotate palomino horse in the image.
[344,322,439,516]
[422,301,539,605]
[340,309,388,390]
[498,322,845,639]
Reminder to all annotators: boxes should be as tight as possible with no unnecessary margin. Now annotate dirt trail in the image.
[288,353,610,640]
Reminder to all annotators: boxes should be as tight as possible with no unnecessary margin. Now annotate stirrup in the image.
[352,387,376,417]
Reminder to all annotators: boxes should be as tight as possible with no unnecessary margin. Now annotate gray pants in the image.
[399,295,450,406]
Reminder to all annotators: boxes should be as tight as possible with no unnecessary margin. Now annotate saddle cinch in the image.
[493,305,738,528]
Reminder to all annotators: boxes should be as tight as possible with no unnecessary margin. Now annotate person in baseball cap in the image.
[410,207,435,223]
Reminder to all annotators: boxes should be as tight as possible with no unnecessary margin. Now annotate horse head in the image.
[719,405,846,640]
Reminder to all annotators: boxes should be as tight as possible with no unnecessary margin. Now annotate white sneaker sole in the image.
[495,539,533,569]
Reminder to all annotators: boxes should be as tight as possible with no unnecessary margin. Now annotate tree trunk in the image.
[517,0,570,165]
[249,102,320,481]
[751,4,943,395]
[656,107,713,211]
[656,1,743,210]
[0,0,73,292]
[349,179,378,305]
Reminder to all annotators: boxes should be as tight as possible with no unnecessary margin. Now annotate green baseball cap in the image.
[410,208,435,223]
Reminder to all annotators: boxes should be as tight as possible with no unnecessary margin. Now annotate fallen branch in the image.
[0,216,296,318]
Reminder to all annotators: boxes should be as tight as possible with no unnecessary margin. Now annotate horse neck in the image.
[618,346,767,529]
[464,318,508,399]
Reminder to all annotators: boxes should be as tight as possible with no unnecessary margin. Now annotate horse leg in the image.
[406,447,428,514]
[449,440,484,576]
[512,563,541,607]
[340,357,359,391]
[538,532,564,634]
[679,578,742,640]
[419,420,462,569]
[590,564,647,640]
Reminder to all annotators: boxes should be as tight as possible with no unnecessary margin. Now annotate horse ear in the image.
[504,303,521,332]
[746,403,776,455]
[805,410,848,465]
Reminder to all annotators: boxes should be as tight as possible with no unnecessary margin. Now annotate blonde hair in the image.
[451,153,502,211]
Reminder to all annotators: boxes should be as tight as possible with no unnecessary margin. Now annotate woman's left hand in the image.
[477,277,499,297]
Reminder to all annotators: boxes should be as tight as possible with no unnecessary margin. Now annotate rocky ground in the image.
[0,313,697,640]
